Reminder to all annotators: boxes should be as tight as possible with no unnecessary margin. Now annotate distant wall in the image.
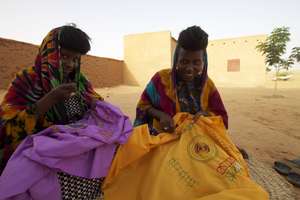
[207,35,267,87]
[1,33,269,90]
[171,37,177,60]
[168,35,267,87]
[0,38,39,90]
[81,56,123,87]
[0,38,123,89]
[123,31,173,87]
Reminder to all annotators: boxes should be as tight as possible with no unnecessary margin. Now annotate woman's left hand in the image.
[90,98,99,110]
[237,146,249,160]
[193,111,210,122]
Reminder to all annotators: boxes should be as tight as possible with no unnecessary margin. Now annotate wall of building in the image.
[207,35,267,87]
[123,31,173,86]
[0,38,39,90]
[171,37,177,61]
[0,38,123,89]
[81,56,124,88]
[1,33,268,90]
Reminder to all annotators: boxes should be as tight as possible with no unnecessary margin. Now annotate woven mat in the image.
[248,157,296,200]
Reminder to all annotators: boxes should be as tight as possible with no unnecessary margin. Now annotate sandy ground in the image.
[1,78,300,198]
[95,86,300,163]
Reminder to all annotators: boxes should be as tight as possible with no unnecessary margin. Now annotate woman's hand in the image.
[90,98,99,110]
[36,83,76,118]
[147,107,175,133]
[48,83,77,103]
[193,111,210,122]
[237,146,249,160]
[158,112,175,133]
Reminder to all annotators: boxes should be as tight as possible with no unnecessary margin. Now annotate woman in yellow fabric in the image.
[103,26,267,200]
[134,25,228,134]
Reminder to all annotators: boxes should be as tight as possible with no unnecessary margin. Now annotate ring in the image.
[163,127,168,130]
[70,92,76,96]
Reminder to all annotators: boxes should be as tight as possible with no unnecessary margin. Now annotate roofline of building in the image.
[170,34,267,44]
[209,34,267,42]
[124,30,171,38]
[0,37,39,47]
[86,54,124,62]
[0,37,123,62]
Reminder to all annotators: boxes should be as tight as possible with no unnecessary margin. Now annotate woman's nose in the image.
[66,58,75,66]
[186,66,193,72]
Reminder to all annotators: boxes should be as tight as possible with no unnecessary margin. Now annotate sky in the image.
[1,0,300,62]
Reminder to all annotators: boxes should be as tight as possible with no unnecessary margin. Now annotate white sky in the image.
[1,0,299,62]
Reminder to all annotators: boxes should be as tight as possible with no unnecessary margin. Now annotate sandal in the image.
[289,159,300,167]
[274,161,292,175]
[274,158,300,187]
[287,172,300,187]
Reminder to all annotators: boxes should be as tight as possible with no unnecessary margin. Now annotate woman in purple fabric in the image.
[0,25,132,200]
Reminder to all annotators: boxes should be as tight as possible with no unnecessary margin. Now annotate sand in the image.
[94,85,300,164]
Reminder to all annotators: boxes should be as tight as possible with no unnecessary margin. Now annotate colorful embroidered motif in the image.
[187,135,217,161]
[216,157,242,182]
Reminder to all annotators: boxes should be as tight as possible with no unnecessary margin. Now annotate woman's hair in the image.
[177,25,208,51]
[172,26,209,87]
[173,25,209,66]
[58,25,91,54]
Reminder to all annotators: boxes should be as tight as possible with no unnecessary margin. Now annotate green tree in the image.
[290,47,300,62]
[256,27,300,94]
[280,57,294,71]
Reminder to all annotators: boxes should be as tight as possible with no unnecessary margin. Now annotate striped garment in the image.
[134,51,228,133]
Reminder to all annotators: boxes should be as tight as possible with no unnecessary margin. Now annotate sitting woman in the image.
[0,25,101,172]
[103,28,265,198]
[0,25,131,200]
[134,25,228,134]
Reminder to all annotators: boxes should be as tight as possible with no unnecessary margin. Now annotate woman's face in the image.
[176,48,204,82]
[60,48,81,81]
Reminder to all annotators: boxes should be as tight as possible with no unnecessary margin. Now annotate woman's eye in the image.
[194,60,202,65]
[62,55,68,59]
[180,60,189,65]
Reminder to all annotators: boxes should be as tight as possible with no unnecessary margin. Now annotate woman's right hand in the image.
[147,107,175,133]
[35,83,76,118]
[159,112,175,133]
[48,83,77,103]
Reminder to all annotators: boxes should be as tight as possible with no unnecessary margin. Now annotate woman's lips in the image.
[183,73,194,78]
[182,74,194,81]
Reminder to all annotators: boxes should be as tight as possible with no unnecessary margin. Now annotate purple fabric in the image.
[0,101,132,200]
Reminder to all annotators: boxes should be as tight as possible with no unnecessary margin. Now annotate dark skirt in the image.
[57,172,104,200]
